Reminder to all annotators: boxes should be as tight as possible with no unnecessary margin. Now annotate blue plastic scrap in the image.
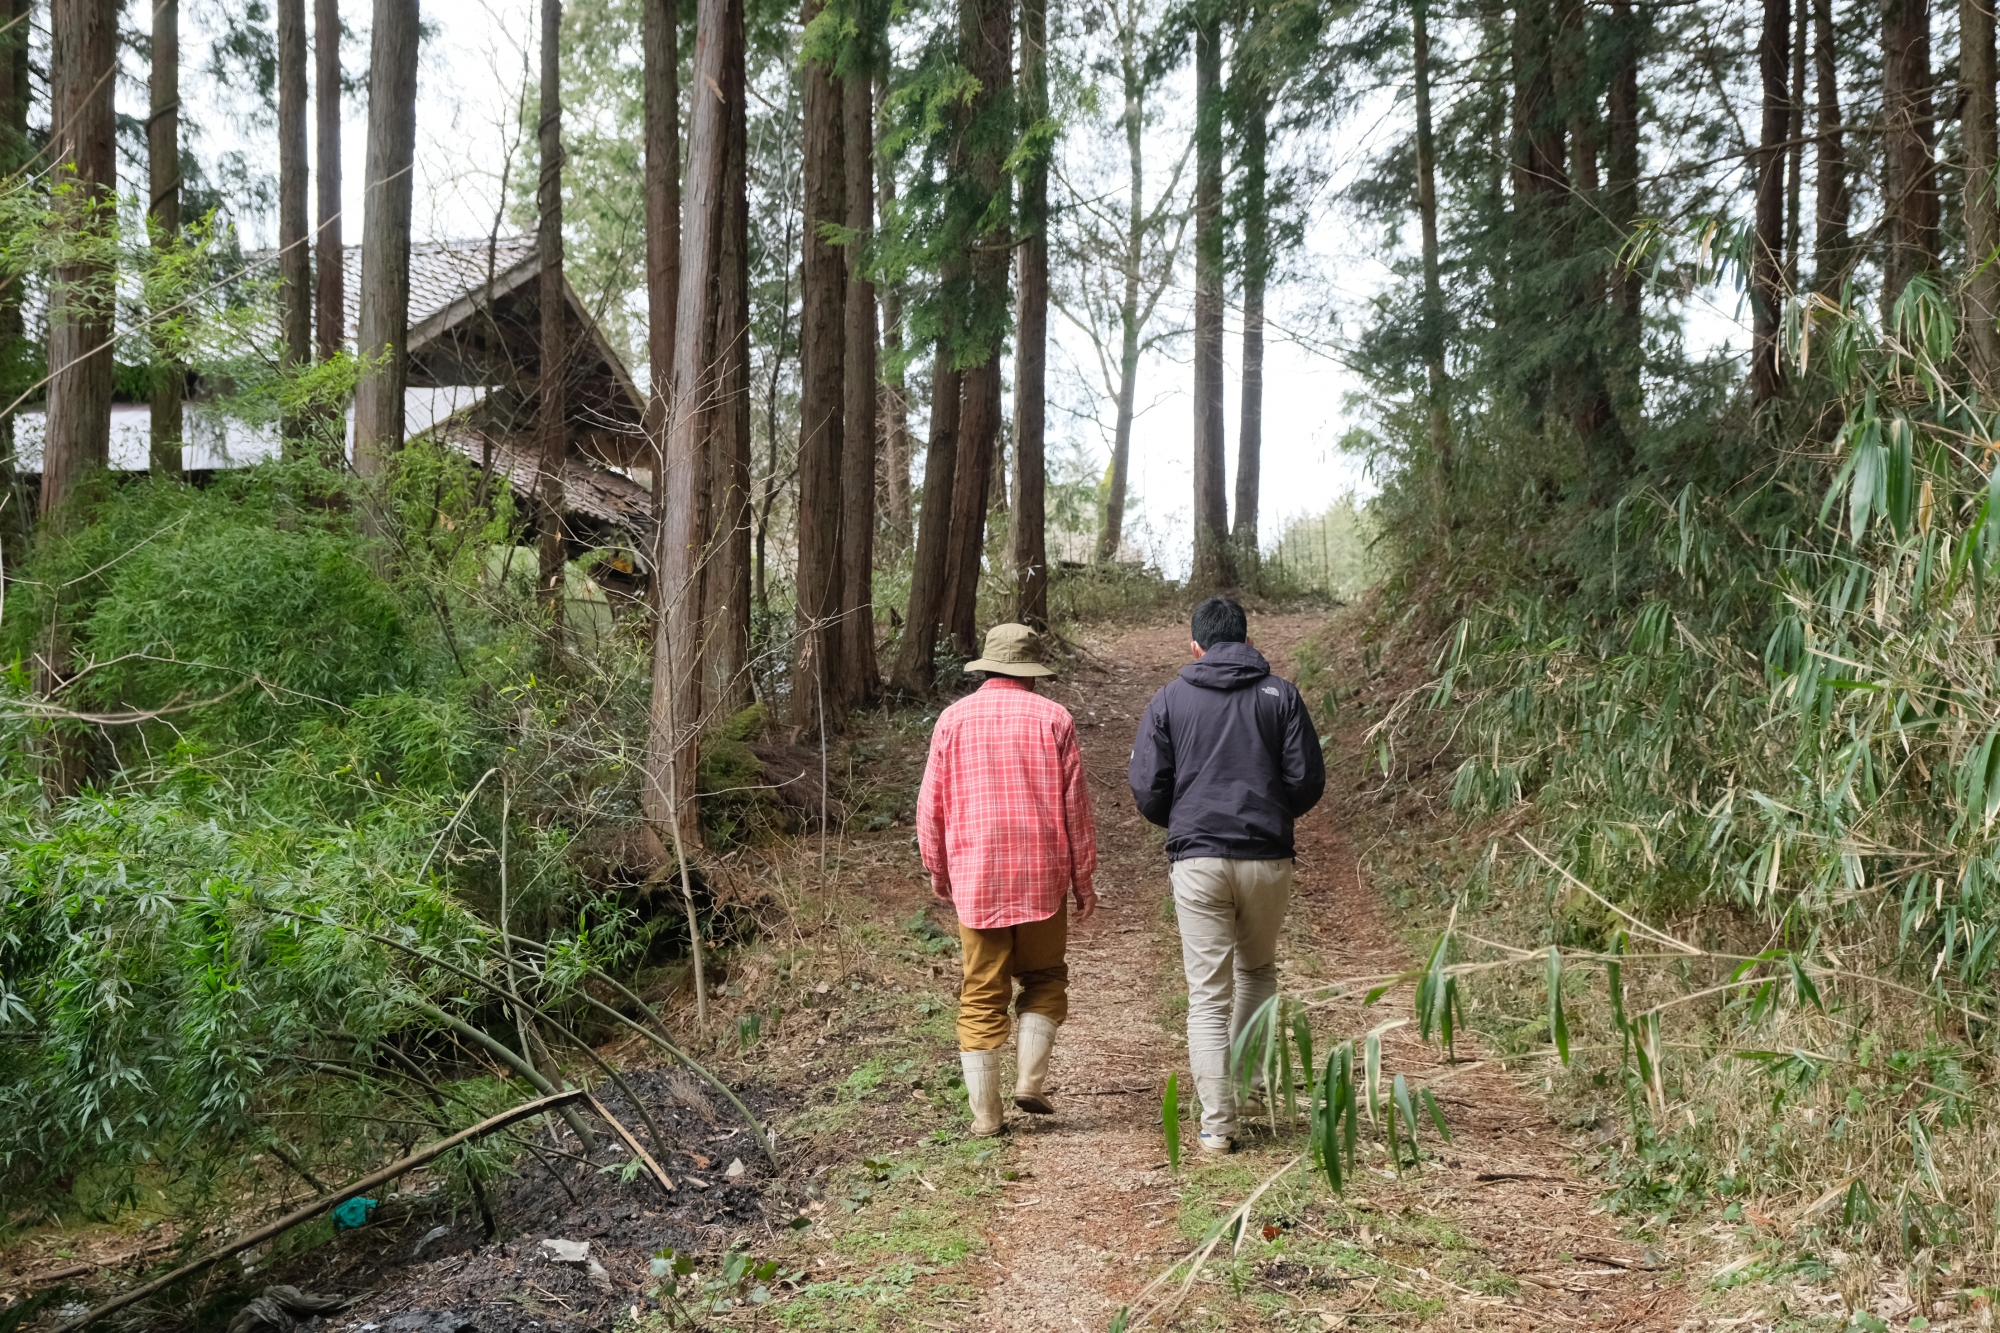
[330,1197,379,1230]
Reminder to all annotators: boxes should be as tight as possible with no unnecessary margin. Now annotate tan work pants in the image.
[1170,857,1294,1136]
[956,903,1069,1050]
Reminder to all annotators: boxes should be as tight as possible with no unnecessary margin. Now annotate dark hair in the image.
[1191,596,1248,649]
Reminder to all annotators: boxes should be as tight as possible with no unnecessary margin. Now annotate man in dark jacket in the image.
[1128,596,1326,1151]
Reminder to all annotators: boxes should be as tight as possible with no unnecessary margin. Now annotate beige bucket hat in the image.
[965,622,1057,678]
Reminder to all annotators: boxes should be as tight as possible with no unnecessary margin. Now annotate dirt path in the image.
[977,613,1689,1331]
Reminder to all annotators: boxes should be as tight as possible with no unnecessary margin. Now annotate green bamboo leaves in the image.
[1163,1072,1181,1173]
[1415,933,1462,1060]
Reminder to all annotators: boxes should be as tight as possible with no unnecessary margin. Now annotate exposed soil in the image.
[976,612,1693,1330]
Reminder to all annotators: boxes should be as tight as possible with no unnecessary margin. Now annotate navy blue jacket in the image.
[1127,642,1327,861]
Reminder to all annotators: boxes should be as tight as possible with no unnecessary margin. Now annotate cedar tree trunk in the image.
[644,0,680,604]
[889,356,960,694]
[1414,0,1451,496]
[536,0,568,627]
[1881,0,1936,312]
[279,0,313,445]
[1189,0,1231,590]
[1011,0,1050,626]
[706,21,753,717]
[149,0,183,477]
[316,0,344,367]
[1751,0,1789,401]
[352,0,420,481]
[839,63,881,702]
[44,0,117,527]
[1965,0,2000,386]
[794,1,846,729]
[649,0,734,844]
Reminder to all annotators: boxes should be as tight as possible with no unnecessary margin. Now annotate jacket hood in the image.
[1179,640,1271,691]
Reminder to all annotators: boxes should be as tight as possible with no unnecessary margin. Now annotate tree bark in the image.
[794,0,847,729]
[1751,0,1789,402]
[1011,0,1049,627]
[1231,58,1266,565]
[316,0,344,371]
[352,0,421,483]
[280,0,313,449]
[0,0,30,546]
[945,358,999,655]
[643,0,680,610]
[149,0,184,479]
[1189,0,1231,591]
[1881,0,1936,313]
[1413,0,1451,500]
[890,357,960,694]
[706,20,753,717]
[1786,0,1807,287]
[839,62,881,702]
[44,0,117,528]
[537,0,568,628]
[1965,0,2000,387]
[943,0,1013,653]
[1607,0,1642,347]
[1096,12,1145,563]
[1812,0,1850,293]
[650,0,734,847]
[877,73,913,555]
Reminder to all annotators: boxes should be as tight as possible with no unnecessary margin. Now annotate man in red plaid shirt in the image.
[918,622,1098,1137]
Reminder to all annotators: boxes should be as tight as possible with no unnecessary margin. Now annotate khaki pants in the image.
[1170,857,1294,1136]
[956,903,1069,1050]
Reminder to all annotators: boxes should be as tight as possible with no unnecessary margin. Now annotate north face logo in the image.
[1261,686,1280,696]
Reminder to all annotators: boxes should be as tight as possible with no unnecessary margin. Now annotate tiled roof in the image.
[438,423,655,549]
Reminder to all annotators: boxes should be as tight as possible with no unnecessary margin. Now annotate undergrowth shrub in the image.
[1351,274,2000,1274]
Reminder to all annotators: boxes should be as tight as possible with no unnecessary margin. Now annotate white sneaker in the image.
[960,1048,1006,1137]
[1014,1013,1058,1115]
[1197,1132,1236,1154]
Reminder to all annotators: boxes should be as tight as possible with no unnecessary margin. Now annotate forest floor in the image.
[6,610,1898,1332]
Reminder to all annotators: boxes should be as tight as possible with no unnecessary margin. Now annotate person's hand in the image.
[930,874,952,904]
[1074,887,1099,922]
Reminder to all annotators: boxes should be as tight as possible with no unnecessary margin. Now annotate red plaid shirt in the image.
[917,677,1098,929]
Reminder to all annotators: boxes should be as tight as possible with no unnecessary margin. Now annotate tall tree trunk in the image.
[149,0,183,479]
[0,0,31,547]
[706,22,753,717]
[875,75,912,556]
[945,359,999,654]
[1751,0,1789,402]
[643,0,680,610]
[1965,0,2000,387]
[889,356,960,694]
[1231,69,1266,564]
[1786,0,1807,286]
[794,0,847,729]
[279,0,313,448]
[536,0,568,628]
[649,0,734,848]
[1189,0,1231,591]
[1607,0,1642,352]
[44,0,117,528]
[1881,0,1937,313]
[352,0,421,484]
[1096,15,1144,564]
[1510,0,1567,434]
[943,0,1013,653]
[1413,0,1451,500]
[1812,0,1850,292]
[315,0,344,372]
[839,60,881,702]
[1011,0,1049,627]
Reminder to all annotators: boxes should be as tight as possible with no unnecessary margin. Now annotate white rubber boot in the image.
[961,1048,1007,1137]
[1014,1013,1058,1115]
